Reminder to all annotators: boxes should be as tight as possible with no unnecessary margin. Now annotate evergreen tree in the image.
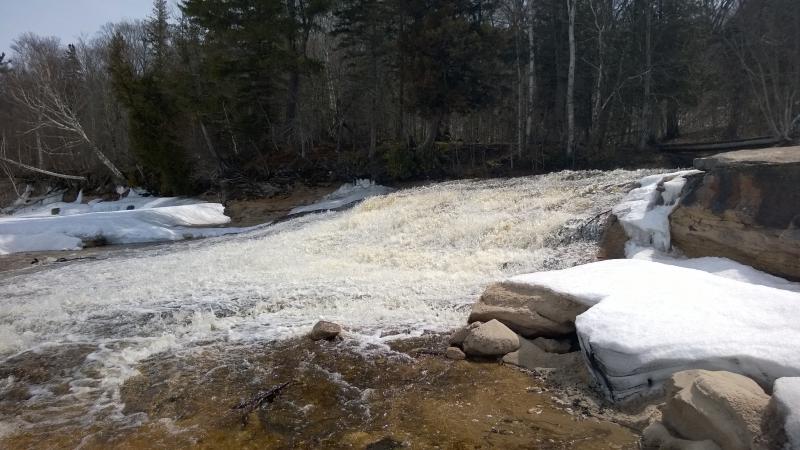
[108,0,192,195]
[398,0,504,151]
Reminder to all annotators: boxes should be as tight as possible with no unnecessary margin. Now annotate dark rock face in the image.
[671,147,800,281]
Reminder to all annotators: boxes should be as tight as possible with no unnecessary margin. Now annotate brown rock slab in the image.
[661,370,769,450]
[468,282,589,338]
[671,147,800,280]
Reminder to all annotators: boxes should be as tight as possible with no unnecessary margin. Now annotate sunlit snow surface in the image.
[0,169,657,434]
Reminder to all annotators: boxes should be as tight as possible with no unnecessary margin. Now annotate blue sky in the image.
[0,0,178,56]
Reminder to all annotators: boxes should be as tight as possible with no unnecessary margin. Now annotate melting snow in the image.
[0,190,253,254]
[509,259,800,401]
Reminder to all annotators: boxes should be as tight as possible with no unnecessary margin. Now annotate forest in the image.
[0,0,798,198]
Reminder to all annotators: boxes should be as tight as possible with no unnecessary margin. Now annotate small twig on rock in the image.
[231,381,291,426]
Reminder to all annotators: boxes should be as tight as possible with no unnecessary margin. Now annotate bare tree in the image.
[10,35,124,181]
[637,0,653,150]
[565,0,577,160]
[525,0,537,160]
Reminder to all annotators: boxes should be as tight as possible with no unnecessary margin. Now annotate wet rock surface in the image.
[0,335,639,449]
[671,147,800,280]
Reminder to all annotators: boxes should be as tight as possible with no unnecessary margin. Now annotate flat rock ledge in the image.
[467,282,589,338]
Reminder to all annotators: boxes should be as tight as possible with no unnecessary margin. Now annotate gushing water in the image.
[0,169,658,440]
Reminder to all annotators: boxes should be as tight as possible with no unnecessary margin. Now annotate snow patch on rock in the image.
[0,200,254,255]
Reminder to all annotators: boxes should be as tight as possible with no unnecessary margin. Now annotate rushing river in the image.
[0,170,659,448]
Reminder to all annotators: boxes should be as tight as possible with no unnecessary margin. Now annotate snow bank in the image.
[289,179,392,215]
[12,189,200,218]
[772,378,800,449]
[0,188,260,254]
[508,259,800,401]
[627,243,800,292]
[0,203,248,255]
[611,170,701,252]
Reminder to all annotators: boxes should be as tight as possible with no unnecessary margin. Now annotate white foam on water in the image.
[0,169,660,435]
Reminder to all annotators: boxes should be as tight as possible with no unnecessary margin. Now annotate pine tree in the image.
[398,0,504,151]
[108,1,192,195]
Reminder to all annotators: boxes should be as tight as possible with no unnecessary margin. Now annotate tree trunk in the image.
[664,99,680,140]
[525,3,537,158]
[421,112,443,152]
[566,0,577,160]
[638,2,653,151]
[514,11,523,170]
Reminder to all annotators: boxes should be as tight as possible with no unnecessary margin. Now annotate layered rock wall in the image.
[670,147,800,280]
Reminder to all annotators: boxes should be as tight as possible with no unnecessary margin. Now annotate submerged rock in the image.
[671,147,800,280]
[661,370,769,450]
[462,319,520,357]
[468,282,589,338]
[445,346,466,360]
[309,320,342,341]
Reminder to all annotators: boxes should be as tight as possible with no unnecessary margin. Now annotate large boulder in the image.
[670,147,800,281]
[661,370,770,450]
[462,319,520,357]
[468,282,590,338]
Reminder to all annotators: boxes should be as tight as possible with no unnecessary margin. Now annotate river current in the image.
[0,170,659,446]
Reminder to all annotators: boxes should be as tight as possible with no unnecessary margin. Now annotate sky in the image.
[0,0,176,56]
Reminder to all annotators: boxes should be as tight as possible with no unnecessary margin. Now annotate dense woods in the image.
[0,0,798,197]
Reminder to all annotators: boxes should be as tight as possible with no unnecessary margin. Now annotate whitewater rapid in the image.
[0,169,659,437]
